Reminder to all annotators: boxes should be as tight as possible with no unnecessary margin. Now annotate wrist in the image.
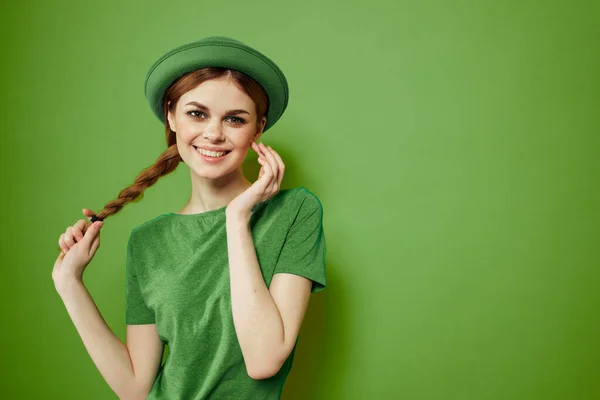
[54,274,84,297]
[226,208,252,224]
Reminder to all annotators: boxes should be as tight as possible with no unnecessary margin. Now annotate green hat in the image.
[144,36,290,133]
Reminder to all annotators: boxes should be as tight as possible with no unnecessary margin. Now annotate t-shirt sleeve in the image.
[272,189,327,293]
[125,230,156,324]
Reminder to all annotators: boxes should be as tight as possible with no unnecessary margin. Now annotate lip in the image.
[193,145,232,152]
[194,146,231,163]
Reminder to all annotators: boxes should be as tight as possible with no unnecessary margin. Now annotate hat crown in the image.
[199,36,244,45]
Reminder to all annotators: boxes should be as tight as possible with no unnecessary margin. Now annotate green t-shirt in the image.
[125,186,327,399]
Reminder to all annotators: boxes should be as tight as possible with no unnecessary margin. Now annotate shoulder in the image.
[295,186,323,210]
[270,186,322,213]
[129,213,173,242]
[283,186,324,224]
[252,186,323,227]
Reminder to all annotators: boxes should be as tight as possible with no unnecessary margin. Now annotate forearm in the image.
[225,213,285,378]
[56,278,142,399]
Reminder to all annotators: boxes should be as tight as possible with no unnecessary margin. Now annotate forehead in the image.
[181,77,251,105]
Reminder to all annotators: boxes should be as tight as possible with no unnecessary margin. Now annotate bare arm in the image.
[225,213,312,380]
[57,278,163,400]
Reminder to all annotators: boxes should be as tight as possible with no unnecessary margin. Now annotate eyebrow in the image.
[185,101,250,115]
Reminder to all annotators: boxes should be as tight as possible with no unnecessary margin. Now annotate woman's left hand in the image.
[226,142,285,218]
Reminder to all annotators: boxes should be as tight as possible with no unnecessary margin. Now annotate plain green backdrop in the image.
[0,0,597,399]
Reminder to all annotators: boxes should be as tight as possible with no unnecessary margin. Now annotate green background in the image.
[0,0,597,399]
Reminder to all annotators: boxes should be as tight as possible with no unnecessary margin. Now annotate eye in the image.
[227,116,246,125]
[187,110,205,119]
[187,110,246,126]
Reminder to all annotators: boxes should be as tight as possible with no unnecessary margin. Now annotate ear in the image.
[253,117,267,142]
[256,116,267,136]
[166,101,176,132]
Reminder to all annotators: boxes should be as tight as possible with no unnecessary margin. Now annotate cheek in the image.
[175,123,196,141]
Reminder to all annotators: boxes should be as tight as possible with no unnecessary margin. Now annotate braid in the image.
[93,144,182,221]
[88,67,268,223]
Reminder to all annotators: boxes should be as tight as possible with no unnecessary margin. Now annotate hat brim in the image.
[144,37,289,133]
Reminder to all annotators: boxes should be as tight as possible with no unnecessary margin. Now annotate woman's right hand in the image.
[53,208,104,286]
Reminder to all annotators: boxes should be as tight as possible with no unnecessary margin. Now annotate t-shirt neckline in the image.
[163,187,296,219]
[166,204,228,218]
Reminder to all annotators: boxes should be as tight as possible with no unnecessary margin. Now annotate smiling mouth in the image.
[193,146,232,156]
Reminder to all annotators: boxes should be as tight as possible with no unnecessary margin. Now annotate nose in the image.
[203,118,225,141]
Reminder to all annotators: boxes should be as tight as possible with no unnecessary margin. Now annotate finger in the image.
[72,219,87,241]
[252,142,263,156]
[257,157,270,178]
[256,143,268,169]
[256,157,273,188]
[89,233,101,257]
[72,228,84,242]
[58,233,69,253]
[257,142,270,161]
[64,226,76,249]
[82,208,96,221]
[74,219,87,229]
[268,146,285,188]
[266,146,280,191]
[82,221,104,249]
[257,160,265,179]
[260,144,278,192]
[82,209,99,232]
[258,143,275,188]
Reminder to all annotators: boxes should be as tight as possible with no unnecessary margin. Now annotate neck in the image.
[178,168,251,214]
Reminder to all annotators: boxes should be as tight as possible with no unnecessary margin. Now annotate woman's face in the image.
[167,76,267,179]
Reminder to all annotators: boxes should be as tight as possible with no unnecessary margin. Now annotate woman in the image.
[52,36,327,399]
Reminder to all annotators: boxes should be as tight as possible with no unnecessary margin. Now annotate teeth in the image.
[196,147,229,157]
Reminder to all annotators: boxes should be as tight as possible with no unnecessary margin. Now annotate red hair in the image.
[93,67,269,221]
